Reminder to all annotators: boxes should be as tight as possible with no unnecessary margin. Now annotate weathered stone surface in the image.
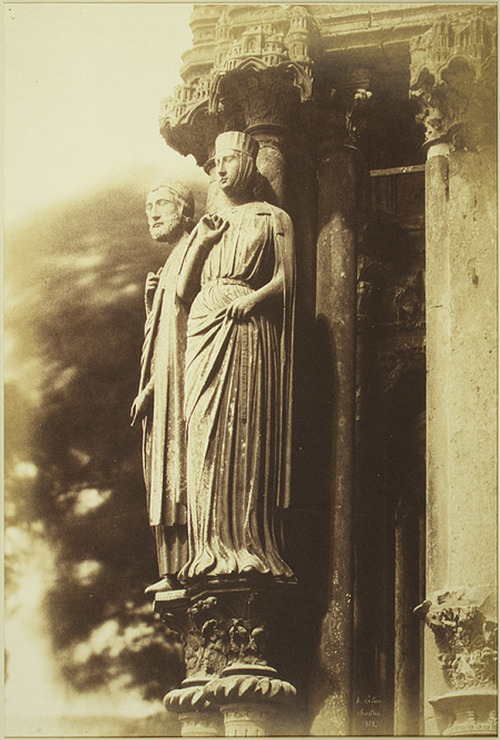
[415,587,497,735]
[131,182,195,588]
[176,132,295,584]
[310,144,361,736]
[423,136,497,733]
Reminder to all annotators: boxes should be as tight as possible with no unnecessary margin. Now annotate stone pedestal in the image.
[172,678,223,738]
[220,703,276,737]
[156,577,297,737]
[207,664,293,736]
[430,689,497,737]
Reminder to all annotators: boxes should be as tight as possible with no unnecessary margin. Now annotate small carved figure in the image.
[176,131,296,581]
[131,180,195,593]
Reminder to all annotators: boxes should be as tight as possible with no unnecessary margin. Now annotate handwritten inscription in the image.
[355,695,383,731]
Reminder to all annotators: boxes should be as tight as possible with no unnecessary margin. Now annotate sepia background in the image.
[4,3,206,735]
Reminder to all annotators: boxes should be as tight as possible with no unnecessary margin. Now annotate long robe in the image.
[136,235,191,575]
[178,201,295,581]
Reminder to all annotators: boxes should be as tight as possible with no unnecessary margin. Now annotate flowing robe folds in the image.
[178,202,295,581]
[136,238,189,575]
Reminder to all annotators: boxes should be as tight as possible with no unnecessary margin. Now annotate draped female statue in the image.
[176,131,296,582]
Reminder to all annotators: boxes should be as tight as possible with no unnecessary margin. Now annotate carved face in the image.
[215,149,242,194]
[146,187,184,242]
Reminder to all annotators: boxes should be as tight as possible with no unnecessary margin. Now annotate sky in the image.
[3,2,201,226]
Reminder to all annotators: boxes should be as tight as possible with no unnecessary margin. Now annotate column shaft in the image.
[424,142,497,735]
[310,145,361,735]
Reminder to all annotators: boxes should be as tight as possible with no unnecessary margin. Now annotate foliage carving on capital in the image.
[161,584,297,724]
[183,597,227,679]
[212,66,301,131]
[410,11,497,149]
[313,66,379,159]
[416,588,498,691]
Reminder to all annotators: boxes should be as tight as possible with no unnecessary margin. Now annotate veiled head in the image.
[215,131,259,197]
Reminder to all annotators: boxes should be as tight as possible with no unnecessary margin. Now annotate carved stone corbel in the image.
[311,65,377,165]
[342,67,375,151]
[409,11,497,151]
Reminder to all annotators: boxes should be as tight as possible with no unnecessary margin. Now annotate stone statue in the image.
[176,131,296,582]
[131,180,195,593]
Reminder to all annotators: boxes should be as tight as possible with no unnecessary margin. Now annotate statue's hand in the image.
[145,272,160,295]
[227,293,257,321]
[198,213,229,246]
[130,384,154,427]
[145,272,160,312]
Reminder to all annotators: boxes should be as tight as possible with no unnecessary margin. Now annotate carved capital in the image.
[186,577,297,673]
[157,578,298,734]
[410,11,497,149]
[159,103,220,168]
[415,587,498,735]
[312,66,377,160]
[155,591,227,681]
[422,591,497,692]
[212,66,301,132]
[416,587,497,692]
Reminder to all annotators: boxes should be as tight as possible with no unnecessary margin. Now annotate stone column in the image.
[309,133,363,734]
[199,579,298,737]
[307,69,372,735]
[410,11,497,735]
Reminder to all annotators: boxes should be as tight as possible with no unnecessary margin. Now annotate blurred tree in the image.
[5,174,206,707]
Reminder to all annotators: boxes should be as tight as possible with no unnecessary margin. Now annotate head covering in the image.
[147,180,195,219]
[215,131,259,161]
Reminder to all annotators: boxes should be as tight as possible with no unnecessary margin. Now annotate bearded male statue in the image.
[131,180,224,592]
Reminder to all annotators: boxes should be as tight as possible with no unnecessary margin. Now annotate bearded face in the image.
[146,187,185,243]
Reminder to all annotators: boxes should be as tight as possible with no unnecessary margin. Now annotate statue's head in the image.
[214,131,259,198]
[146,180,195,243]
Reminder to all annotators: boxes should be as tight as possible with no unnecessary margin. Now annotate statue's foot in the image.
[144,576,178,594]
